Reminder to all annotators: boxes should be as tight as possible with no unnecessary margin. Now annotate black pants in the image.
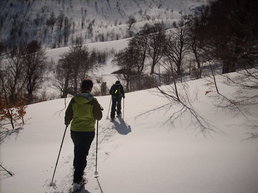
[71,131,95,183]
[111,96,122,119]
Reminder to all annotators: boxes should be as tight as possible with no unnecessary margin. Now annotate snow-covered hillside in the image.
[1,2,258,192]
[42,38,130,99]
[1,70,258,193]
[0,0,208,47]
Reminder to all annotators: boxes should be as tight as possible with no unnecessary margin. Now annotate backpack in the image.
[111,84,122,97]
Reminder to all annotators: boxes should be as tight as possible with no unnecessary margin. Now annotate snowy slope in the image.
[43,38,130,98]
[45,38,130,63]
[1,72,258,193]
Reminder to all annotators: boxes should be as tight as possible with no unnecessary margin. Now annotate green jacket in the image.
[65,92,103,132]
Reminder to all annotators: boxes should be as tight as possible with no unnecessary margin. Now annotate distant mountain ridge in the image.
[0,0,207,48]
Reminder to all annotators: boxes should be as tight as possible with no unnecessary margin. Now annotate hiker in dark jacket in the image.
[109,80,125,120]
[65,79,102,191]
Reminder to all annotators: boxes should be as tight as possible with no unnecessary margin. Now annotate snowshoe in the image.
[69,181,85,193]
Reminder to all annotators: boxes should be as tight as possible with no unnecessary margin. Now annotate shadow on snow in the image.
[112,117,131,135]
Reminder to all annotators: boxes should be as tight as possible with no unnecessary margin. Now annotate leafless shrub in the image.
[208,63,257,120]
[157,82,214,136]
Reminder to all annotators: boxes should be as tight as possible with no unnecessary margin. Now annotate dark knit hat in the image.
[81,79,93,91]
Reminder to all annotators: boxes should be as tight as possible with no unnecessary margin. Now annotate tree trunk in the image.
[222,61,236,74]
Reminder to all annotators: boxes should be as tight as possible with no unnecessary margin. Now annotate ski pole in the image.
[94,121,99,176]
[123,97,125,119]
[106,96,112,119]
[0,164,13,176]
[50,125,68,186]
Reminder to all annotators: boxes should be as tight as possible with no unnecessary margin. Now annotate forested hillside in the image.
[0,0,207,48]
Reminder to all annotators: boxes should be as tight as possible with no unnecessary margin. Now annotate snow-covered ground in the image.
[1,70,258,193]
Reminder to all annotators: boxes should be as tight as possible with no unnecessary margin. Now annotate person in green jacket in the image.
[65,79,103,190]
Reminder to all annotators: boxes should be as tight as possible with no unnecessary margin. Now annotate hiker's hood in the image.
[73,92,93,104]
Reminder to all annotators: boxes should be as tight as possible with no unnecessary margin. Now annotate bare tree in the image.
[157,81,214,135]
[0,70,27,130]
[22,40,47,104]
[112,34,149,91]
[63,16,71,45]
[0,71,16,129]
[56,56,72,98]
[112,48,137,91]
[148,24,166,74]
[210,63,258,113]
[55,38,95,97]
[185,12,208,79]
[1,48,26,105]
[0,47,29,130]
[128,34,148,74]
[190,0,258,74]
[164,25,188,80]
[127,16,136,30]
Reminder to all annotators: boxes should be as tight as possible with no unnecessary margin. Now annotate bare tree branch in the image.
[157,82,215,136]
